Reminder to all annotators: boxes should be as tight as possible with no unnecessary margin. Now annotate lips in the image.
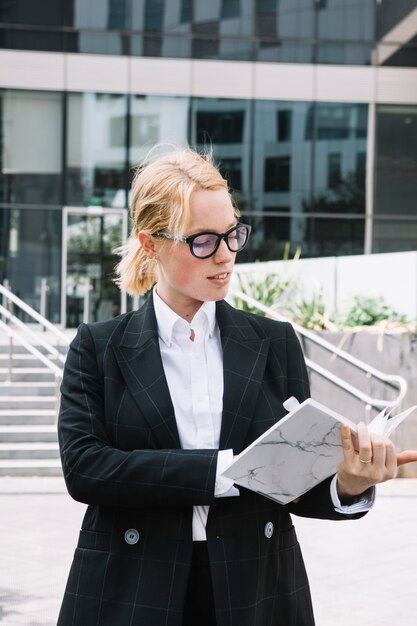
[209,272,228,280]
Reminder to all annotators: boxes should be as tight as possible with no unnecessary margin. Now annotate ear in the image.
[138,230,157,260]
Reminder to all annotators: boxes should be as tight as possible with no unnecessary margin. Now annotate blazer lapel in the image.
[216,300,270,453]
[110,294,181,449]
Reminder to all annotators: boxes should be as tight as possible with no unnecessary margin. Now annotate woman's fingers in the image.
[397,450,417,466]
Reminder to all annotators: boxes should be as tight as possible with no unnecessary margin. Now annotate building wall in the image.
[0,0,416,325]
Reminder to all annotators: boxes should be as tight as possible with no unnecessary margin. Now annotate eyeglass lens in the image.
[192,225,248,257]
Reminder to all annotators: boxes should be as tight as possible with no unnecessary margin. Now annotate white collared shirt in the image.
[153,288,236,541]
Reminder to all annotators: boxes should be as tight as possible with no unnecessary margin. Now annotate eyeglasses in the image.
[154,222,251,259]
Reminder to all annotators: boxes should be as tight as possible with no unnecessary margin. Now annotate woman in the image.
[58,147,406,626]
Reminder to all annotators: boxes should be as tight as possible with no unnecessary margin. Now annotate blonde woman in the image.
[58,147,410,626]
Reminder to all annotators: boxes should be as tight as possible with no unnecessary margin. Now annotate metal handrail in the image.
[230,288,408,411]
[0,304,66,364]
[0,282,70,420]
[0,283,70,345]
[0,320,62,417]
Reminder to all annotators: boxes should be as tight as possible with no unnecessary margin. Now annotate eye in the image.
[193,234,216,249]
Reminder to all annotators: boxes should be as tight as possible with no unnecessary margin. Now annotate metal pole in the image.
[7,335,13,384]
[3,279,13,382]
[83,278,92,324]
[55,373,62,423]
[40,277,49,323]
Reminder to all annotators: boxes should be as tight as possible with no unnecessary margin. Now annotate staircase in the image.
[0,347,64,476]
[0,283,72,477]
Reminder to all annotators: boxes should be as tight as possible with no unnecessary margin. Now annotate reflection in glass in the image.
[129,95,189,170]
[0,90,63,204]
[375,104,417,216]
[0,208,61,322]
[191,97,251,205]
[65,212,124,327]
[66,93,128,208]
[373,219,417,254]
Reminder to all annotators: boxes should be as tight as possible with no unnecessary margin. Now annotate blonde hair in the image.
[115,147,238,295]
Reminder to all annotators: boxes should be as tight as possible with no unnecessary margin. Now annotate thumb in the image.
[397,450,417,466]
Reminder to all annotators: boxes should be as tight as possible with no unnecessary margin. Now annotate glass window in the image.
[374,105,417,216]
[256,0,278,15]
[181,0,194,23]
[237,214,365,261]
[108,0,129,30]
[373,218,417,254]
[379,43,417,68]
[0,0,65,26]
[66,93,128,208]
[221,0,241,19]
[317,0,375,42]
[195,110,245,144]
[129,95,190,170]
[327,153,342,188]
[192,21,220,59]
[0,28,65,52]
[306,104,367,141]
[0,89,63,205]
[303,216,365,257]
[218,158,242,191]
[145,0,164,32]
[190,96,251,216]
[277,110,292,142]
[264,157,291,192]
[0,207,62,322]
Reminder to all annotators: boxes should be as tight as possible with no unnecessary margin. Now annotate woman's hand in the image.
[336,423,417,500]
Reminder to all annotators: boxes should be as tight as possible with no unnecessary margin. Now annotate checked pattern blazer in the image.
[57,295,363,626]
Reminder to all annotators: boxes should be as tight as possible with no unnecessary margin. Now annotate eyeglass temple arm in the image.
[155,232,187,243]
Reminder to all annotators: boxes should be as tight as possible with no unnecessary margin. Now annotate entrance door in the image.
[61,206,128,328]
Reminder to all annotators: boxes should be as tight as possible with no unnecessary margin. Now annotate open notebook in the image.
[221,397,417,505]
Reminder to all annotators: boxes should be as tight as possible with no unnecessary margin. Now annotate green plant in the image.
[232,271,293,315]
[332,296,409,328]
[283,290,332,331]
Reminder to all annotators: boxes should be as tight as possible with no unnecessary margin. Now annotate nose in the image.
[213,237,234,263]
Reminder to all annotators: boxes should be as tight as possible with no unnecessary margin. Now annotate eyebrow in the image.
[186,221,238,236]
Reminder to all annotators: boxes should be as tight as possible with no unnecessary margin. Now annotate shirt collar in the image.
[153,286,217,347]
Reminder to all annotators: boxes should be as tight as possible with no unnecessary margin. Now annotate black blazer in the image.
[57,296,362,626]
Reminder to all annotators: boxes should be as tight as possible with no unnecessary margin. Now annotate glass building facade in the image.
[0,0,416,326]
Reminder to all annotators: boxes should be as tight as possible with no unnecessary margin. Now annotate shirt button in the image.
[264,522,274,539]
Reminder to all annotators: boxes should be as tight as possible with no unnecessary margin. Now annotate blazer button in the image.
[124,528,140,545]
[264,522,274,539]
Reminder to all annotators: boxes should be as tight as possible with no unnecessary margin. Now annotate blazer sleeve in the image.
[58,323,218,508]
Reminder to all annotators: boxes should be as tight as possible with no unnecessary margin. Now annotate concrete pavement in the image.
[1,476,416,625]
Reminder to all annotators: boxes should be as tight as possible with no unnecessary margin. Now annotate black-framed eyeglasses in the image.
[154,222,252,259]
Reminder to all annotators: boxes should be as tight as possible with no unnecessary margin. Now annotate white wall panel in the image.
[65,53,129,93]
[191,59,253,99]
[376,67,417,104]
[0,50,65,91]
[315,65,375,103]
[254,63,315,101]
[1,50,417,107]
[130,57,192,96]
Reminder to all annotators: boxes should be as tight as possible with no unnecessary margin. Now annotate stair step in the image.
[0,409,57,425]
[0,425,58,442]
[0,458,62,476]
[0,382,56,396]
[0,396,56,409]
[0,442,60,459]
[0,353,63,364]
[0,368,57,382]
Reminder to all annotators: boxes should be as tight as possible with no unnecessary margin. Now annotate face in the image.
[144,188,238,320]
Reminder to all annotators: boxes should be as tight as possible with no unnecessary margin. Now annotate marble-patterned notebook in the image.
[222,397,417,505]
